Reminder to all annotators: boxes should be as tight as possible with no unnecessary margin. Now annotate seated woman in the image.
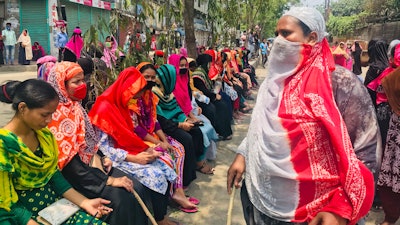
[132,62,199,211]
[0,79,111,225]
[47,61,148,225]
[32,41,46,61]
[153,64,214,174]
[168,55,219,161]
[193,53,233,140]
[89,67,184,225]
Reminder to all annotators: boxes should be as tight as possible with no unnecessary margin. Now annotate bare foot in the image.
[172,189,197,209]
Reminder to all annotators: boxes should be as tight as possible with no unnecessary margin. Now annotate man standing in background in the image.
[55,26,68,62]
[2,22,17,65]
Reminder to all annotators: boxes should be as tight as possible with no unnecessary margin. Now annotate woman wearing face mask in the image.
[130,62,199,212]
[193,53,233,141]
[47,61,149,225]
[169,54,219,161]
[89,67,184,225]
[227,7,378,225]
[0,79,112,225]
[154,64,214,175]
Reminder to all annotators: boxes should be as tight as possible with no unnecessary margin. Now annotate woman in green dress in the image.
[0,79,112,225]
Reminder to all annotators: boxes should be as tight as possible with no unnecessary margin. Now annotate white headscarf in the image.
[388,39,400,58]
[284,7,327,42]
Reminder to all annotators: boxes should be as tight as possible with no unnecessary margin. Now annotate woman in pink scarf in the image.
[168,54,201,122]
[64,27,84,62]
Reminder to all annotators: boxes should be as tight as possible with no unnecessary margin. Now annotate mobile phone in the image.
[193,121,204,126]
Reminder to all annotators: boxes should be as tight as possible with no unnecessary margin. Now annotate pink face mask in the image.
[71,83,87,100]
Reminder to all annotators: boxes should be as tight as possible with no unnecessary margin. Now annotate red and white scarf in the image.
[243,36,374,224]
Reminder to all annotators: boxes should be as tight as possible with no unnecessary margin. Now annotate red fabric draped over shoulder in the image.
[89,67,149,155]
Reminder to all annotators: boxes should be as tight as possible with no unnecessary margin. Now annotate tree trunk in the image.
[183,0,196,58]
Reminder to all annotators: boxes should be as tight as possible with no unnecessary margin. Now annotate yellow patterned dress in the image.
[0,128,106,225]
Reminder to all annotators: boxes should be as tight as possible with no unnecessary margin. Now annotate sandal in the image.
[178,206,198,213]
[196,161,214,175]
[187,196,200,205]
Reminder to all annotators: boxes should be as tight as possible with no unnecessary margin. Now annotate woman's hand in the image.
[132,148,161,165]
[227,154,246,195]
[101,157,113,174]
[159,141,173,151]
[107,176,134,193]
[178,121,194,131]
[80,198,113,218]
[309,212,347,225]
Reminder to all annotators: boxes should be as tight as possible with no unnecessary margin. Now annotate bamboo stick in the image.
[132,189,158,225]
[227,187,236,225]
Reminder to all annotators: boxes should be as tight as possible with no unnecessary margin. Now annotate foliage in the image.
[330,0,364,17]
[206,0,297,47]
[82,12,151,98]
[326,14,360,38]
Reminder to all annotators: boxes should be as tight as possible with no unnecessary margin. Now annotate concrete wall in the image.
[1,0,20,32]
[356,21,400,42]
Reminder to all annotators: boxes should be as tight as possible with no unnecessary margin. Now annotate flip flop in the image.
[187,196,200,205]
[178,206,198,213]
[196,161,214,175]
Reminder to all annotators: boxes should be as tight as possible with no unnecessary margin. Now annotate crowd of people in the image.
[0,22,47,66]
[1,5,400,225]
[0,21,260,224]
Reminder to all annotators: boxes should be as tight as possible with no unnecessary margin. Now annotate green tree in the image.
[183,0,197,57]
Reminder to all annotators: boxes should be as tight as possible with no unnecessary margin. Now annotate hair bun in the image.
[0,81,21,104]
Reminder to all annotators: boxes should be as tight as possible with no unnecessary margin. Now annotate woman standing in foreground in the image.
[227,7,375,225]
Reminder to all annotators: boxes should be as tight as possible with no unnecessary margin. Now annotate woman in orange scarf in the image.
[47,61,148,225]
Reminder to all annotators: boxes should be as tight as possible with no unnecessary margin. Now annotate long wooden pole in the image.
[226,187,236,225]
[132,189,158,225]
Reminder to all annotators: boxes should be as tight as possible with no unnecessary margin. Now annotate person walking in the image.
[17,29,32,65]
[1,22,17,65]
[56,26,68,62]
[260,38,268,68]
[352,41,363,78]
[227,6,377,225]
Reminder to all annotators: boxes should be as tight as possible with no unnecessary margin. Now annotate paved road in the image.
[0,70,36,126]
[0,65,395,225]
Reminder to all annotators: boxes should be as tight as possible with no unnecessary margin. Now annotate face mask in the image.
[268,36,306,76]
[105,42,112,48]
[71,83,87,100]
[6,26,10,30]
[179,68,188,74]
[145,81,156,89]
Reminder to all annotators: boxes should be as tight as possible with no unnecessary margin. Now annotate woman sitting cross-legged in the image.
[47,61,149,225]
[89,67,186,225]
[0,79,112,225]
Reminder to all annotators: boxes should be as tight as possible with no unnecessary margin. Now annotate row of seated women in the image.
[0,47,258,225]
